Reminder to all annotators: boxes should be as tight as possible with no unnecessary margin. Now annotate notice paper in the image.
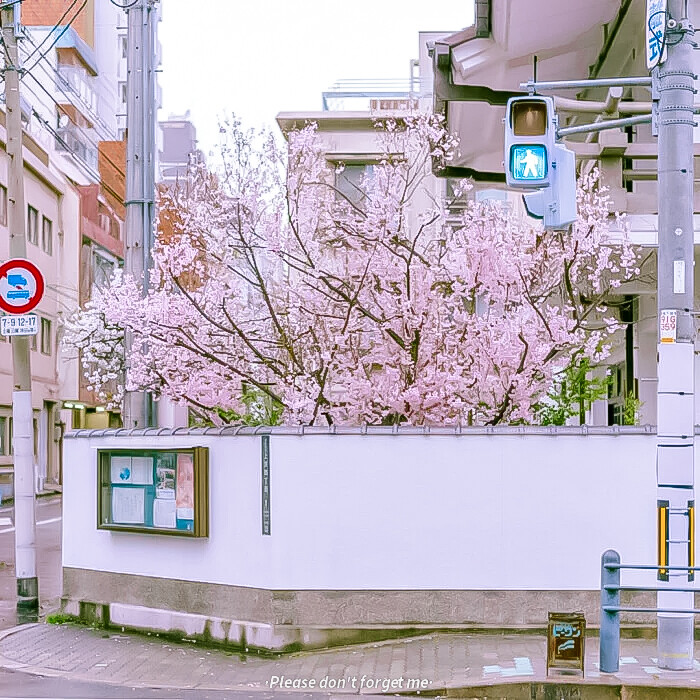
[112,487,145,524]
[110,456,132,484]
[153,497,176,529]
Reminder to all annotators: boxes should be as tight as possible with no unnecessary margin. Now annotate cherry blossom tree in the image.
[62,115,641,426]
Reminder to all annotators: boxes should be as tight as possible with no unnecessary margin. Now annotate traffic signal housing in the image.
[504,96,577,230]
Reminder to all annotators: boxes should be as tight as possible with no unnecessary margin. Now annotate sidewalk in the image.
[2,623,700,695]
[0,485,62,507]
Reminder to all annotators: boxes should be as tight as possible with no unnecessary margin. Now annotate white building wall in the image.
[64,431,665,592]
[93,0,121,139]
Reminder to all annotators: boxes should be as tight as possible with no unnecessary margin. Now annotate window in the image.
[30,331,37,352]
[120,35,128,59]
[41,216,52,254]
[97,448,209,536]
[334,163,374,209]
[119,82,127,106]
[0,416,5,455]
[0,184,7,226]
[40,317,51,355]
[92,252,115,292]
[27,205,38,244]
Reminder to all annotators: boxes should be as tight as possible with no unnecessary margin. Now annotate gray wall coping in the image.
[65,424,661,439]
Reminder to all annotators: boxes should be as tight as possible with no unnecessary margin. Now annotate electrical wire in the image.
[32,107,127,208]
[22,0,81,66]
[24,0,89,76]
[21,67,128,186]
[9,32,130,184]
[21,29,121,144]
[0,47,129,203]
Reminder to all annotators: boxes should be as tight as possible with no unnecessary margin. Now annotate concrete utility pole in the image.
[124,0,157,428]
[654,0,696,670]
[1,3,38,623]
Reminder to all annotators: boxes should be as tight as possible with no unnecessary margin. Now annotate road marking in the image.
[0,515,61,534]
[482,657,534,678]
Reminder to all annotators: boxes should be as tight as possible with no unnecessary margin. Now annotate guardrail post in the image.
[600,549,621,673]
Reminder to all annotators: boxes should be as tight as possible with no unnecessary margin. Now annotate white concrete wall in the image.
[63,431,671,592]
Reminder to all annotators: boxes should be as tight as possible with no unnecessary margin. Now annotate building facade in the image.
[429,0,698,427]
[275,2,700,428]
[0,1,140,497]
[159,112,203,188]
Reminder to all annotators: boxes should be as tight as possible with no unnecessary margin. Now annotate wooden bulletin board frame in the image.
[96,447,208,537]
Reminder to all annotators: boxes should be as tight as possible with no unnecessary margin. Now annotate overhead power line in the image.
[25,0,89,76]
[21,29,117,143]
[23,0,82,66]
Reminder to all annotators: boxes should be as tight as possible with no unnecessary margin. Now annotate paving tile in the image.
[5,624,700,693]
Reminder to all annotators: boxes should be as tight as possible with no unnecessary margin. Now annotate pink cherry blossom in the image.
[62,116,641,425]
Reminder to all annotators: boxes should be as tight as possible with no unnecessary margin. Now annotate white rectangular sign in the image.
[660,309,677,343]
[674,260,685,294]
[0,313,38,336]
[646,0,668,69]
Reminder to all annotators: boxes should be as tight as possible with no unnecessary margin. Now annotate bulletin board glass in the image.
[97,447,208,537]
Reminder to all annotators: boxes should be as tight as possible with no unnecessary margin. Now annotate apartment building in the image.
[275,1,689,428]
[428,0,690,426]
[159,112,204,188]
[0,1,137,497]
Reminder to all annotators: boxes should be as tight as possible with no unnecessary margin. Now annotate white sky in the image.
[158,1,474,157]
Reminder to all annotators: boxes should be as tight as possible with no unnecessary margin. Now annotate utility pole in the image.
[124,0,157,428]
[654,0,696,670]
[1,3,38,623]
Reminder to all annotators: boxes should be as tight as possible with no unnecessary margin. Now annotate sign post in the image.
[0,257,44,625]
[0,258,44,334]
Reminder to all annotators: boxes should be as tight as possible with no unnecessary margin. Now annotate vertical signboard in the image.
[546,612,586,677]
[262,435,271,535]
[660,309,677,343]
[646,0,668,69]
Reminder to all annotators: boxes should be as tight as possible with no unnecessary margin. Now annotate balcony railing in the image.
[56,125,98,172]
[57,65,99,116]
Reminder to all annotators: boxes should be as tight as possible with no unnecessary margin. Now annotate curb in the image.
[2,624,700,695]
[0,489,62,508]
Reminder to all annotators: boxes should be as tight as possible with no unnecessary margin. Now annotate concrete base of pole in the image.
[16,576,38,624]
[657,615,694,670]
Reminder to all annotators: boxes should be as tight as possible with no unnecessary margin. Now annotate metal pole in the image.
[124,0,156,428]
[520,77,653,91]
[1,3,38,623]
[655,0,696,671]
[600,550,620,673]
[556,114,652,138]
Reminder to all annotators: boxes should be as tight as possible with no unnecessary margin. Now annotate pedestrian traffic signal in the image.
[505,96,577,230]
[505,96,555,188]
[511,145,547,181]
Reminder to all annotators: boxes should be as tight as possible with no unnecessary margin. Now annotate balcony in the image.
[81,215,123,260]
[57,65,99,117]
[322,79,419,111]
[56,124,98,173]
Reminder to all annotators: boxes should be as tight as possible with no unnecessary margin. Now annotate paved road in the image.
[0,496,62,631]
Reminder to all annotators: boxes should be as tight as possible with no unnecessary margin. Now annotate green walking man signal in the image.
[504,96,577,230]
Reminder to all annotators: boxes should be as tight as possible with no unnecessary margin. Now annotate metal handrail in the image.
[605,563,700,571]
[600,549,700,675]
[604,585,700,593]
